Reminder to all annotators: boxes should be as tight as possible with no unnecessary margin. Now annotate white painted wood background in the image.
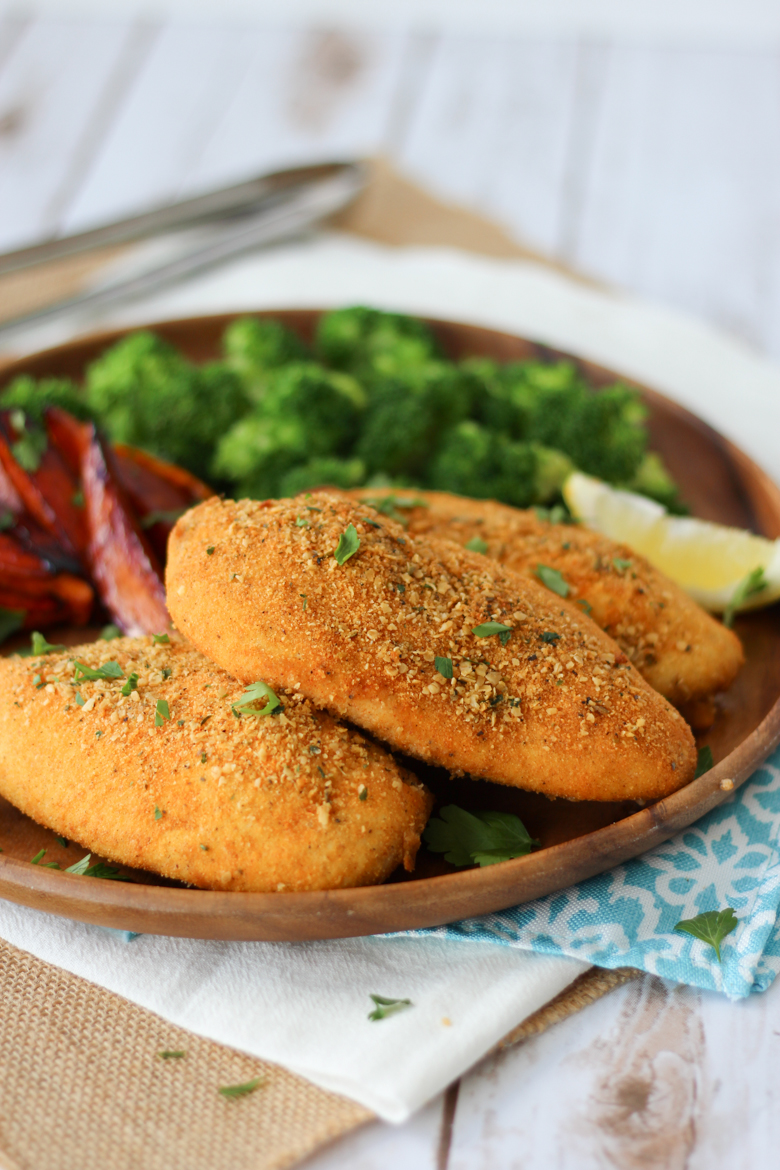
[1,9,779,1167]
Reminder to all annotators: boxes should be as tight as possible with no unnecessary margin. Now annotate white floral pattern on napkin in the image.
[408,748,780,998]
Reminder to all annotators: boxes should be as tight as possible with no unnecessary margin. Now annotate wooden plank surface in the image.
[1,15,779,1168]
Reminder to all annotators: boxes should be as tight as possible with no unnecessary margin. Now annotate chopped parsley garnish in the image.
[155,699,171,726]
[56,836,68,847]
[361,516,381,528]
[121,672,139,696]
[533,503,570,524]
[100,624,122,641]
[300,593,307,610]
[31,631,66,655]
[368,995,413,1022]
[424,805,540,867]
[294,516,309,528]
[724,566,768,628]
[218,1077,264,1099]
[10,411,47,472]
[535,564,569,598]
[333,523,360,565]
[695,745,714,778]
[231,680,282,718]
[612,557,632,572]
[75,692,85,706]
[200,752,207,763]
[159,1051,186,1060]
[434,656,453,679]
[95,730,103,738]
[154,806,163,820]
[673,907,738,962]
[0,509,14,531]
[359,495,427,525]
[540,631,560,644]
[472,621,513,647]
[206,546,215,555]
[30,849,46,865]
[33,674,43,688]
[359,786,368,801]
[73,659,124,682]
[576,598,593,616]
[64,853,130,880]
[464,537,489,555]
[152,633,170,645]
[161,667,172,680]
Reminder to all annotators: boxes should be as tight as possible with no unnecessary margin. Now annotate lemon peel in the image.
[563,472,780,615]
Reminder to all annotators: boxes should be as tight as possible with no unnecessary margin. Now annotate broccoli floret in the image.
[316,306,440,379]
[259,363,365,457]
[492,362,647,483]
[355,363,472,479]
[84,332,248,478]
[460,358,518,434]
[626,452,689,514]
[211,415,308,498]
[223,316,310,404]
[278,457,367,497]
[427,421,573,508]
[0,375,93,422]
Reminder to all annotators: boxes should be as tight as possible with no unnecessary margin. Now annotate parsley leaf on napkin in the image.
[673,907,738,961]
[368,995,413,1021]
[424,805,540,868]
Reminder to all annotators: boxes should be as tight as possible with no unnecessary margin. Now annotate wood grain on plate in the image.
[0,311,778,940]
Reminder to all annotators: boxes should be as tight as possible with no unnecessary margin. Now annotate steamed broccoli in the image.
[316,306,441,380]
[626,452,688,513]
[278,457,367,497]
[223,316,310,404]
[464,358,649,485]
[428,421,573,508]
[84,332,248,478]
[355,362,473,479]
[0,375,93,423]
[259,363,365,456]
[211,415,308,498]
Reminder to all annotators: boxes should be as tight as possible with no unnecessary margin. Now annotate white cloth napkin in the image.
[2,232,780,1120]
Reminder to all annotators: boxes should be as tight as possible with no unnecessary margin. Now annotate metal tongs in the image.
[0,160,367,336]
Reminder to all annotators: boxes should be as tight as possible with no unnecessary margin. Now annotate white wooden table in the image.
[1,11,779,1166]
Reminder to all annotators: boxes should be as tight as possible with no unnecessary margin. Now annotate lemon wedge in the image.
[563,471,780,616]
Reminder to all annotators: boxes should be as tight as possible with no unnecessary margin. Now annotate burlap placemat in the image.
[0,933,639,1170]
[0,160,639,1167]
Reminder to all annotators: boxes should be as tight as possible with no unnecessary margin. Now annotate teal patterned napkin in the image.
[409,747,780,999]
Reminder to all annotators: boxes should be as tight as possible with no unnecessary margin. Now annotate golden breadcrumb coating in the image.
[0,634,431,892]
[167,492,697,803]
[348,488,744,707]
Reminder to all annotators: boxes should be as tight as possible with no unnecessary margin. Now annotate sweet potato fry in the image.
[113,444,212,562]
[79,425,169,636]
[0,410,88,561]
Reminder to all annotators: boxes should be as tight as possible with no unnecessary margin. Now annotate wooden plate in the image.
[1,311,779,941]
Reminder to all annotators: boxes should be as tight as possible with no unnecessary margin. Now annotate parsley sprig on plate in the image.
[424,805,540,867]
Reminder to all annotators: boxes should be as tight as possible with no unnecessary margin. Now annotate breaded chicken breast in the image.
[348,489,744,708]
[0,634,431,891]
[167,493,697,803]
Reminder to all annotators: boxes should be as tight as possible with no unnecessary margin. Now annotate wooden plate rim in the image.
[1,311,778,941]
